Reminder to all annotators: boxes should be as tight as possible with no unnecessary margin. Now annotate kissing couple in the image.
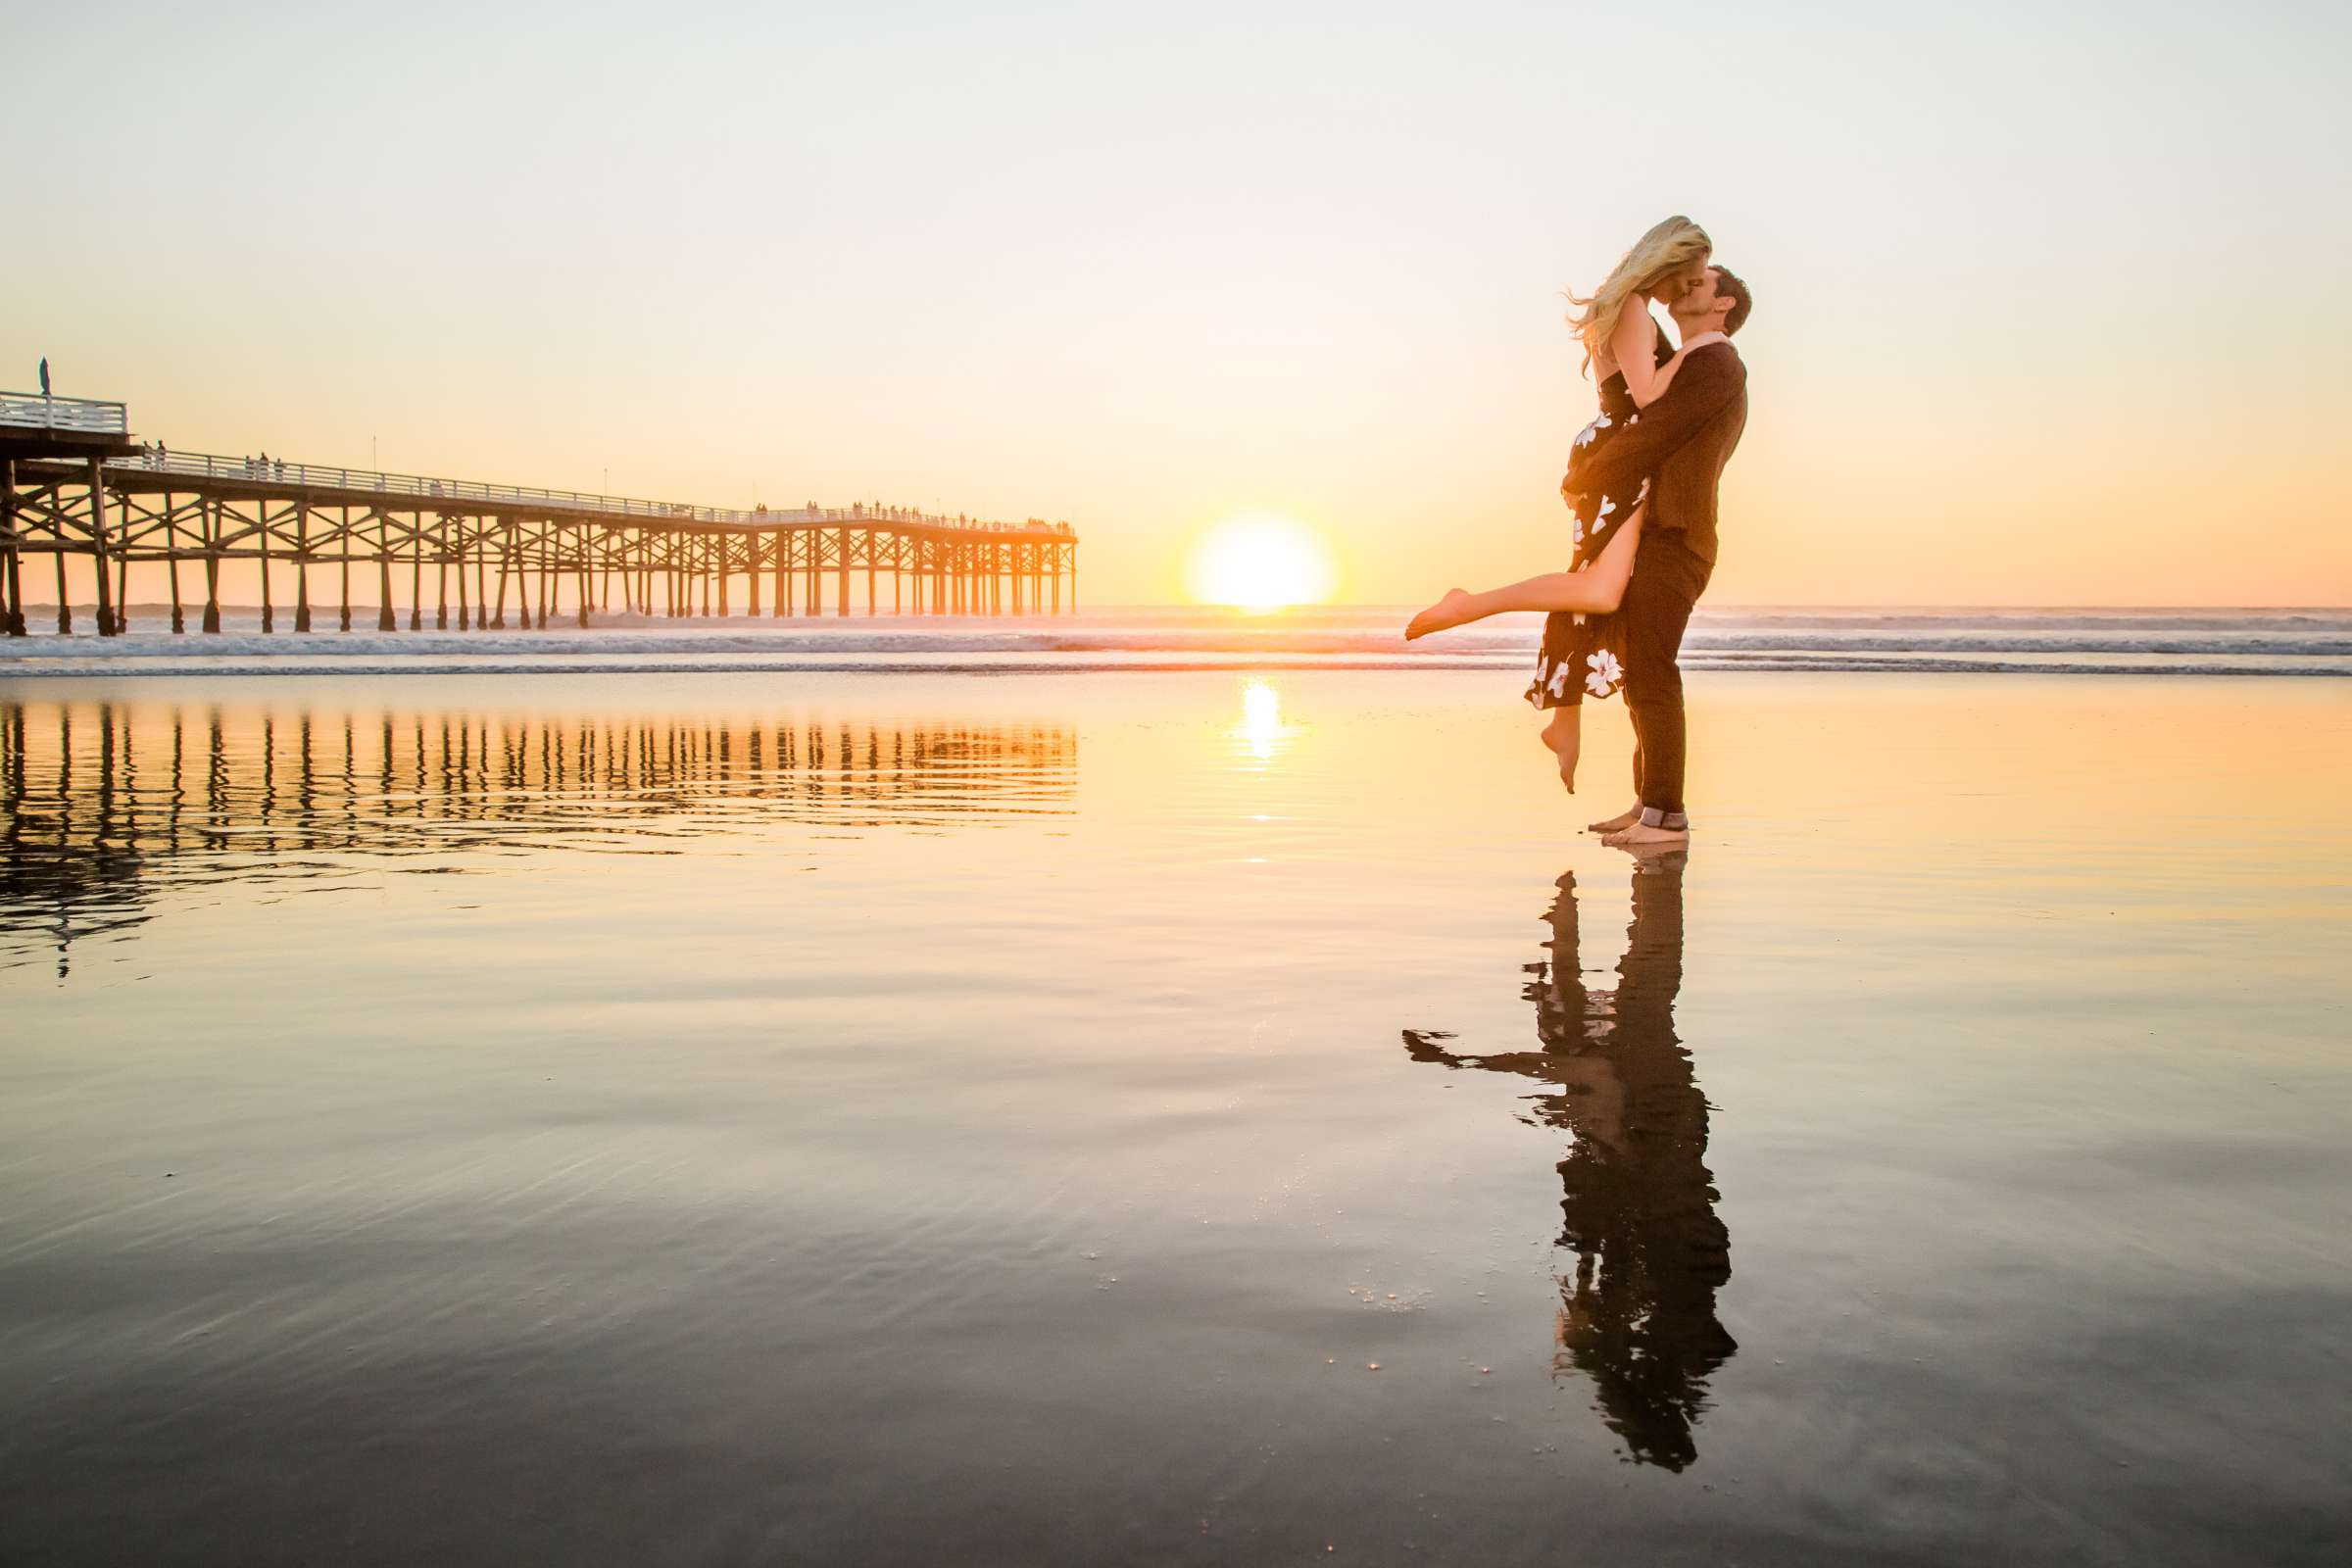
[1407,217,1751,852]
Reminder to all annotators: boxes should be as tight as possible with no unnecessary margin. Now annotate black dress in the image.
[1526,361,1656,710]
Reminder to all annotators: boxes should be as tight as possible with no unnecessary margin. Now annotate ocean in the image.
[1,604,2345,679]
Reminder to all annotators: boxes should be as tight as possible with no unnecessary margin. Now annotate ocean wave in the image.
[1689,635,2352,656]
[6,628,2349,661]
[1690,612,2351,634]
[0,653,2344,679]
[4,607,2346,678]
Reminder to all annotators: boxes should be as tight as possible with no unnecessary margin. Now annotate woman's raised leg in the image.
[1405,509,1644,640]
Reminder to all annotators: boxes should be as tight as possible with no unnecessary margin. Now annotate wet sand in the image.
[2,671,2346,1565]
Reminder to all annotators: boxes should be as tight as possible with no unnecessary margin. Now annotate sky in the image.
[8,0,2349,607]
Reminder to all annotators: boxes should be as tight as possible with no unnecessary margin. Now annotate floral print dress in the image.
[1527,368,1650,710]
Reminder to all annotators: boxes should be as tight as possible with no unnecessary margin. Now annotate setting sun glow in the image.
[1189,514,1334,612]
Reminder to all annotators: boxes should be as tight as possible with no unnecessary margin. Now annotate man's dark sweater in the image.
[1566,341,1747,564]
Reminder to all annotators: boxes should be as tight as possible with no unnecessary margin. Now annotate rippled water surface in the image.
[2,672,2346,1565]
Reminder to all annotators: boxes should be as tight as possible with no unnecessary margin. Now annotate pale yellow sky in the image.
[10,2,2348,607]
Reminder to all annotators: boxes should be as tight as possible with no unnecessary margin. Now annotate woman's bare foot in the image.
[1587,804,1642,834]
[1404,589,1474,641]
[1540,717,1579,792]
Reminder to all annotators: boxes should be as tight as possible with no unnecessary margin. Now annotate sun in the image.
[1188,513,1335,612]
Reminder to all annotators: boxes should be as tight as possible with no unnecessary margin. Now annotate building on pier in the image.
[0,390,142,636]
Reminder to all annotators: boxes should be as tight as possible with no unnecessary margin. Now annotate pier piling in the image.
[202,498,222,634]
[0,459,21,637]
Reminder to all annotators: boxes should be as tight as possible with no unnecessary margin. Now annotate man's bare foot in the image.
[1404,589,1473,641]
[1601,820,1690,852]
[1587,805,1642,834]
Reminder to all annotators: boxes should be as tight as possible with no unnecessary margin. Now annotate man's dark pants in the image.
[1620,530,1713,824]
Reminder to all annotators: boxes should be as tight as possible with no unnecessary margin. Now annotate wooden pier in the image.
[0,392,1078,637]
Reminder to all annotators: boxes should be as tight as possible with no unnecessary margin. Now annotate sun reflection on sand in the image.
[1235,679,1292,762]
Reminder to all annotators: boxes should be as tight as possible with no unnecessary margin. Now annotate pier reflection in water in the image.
[0,697,1075,973]
[1407,854,1734,1471]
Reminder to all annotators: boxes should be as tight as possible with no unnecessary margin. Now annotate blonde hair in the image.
[1565,216,1712,376]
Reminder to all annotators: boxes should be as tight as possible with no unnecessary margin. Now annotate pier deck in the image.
[0,393,1077,636]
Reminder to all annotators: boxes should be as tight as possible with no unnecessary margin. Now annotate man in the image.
[1563,265,1752,850]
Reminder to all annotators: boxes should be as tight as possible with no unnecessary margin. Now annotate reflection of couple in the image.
[1404,854,1736,1471]
[1407,218,1750,853]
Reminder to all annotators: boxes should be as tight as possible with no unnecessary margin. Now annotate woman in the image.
[1403,216,1712,791]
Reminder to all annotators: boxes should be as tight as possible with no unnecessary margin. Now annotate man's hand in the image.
[1563,344,1744,501]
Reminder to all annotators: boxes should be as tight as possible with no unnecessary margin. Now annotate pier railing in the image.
[103,447,1071,535]
[0,392,129,435]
